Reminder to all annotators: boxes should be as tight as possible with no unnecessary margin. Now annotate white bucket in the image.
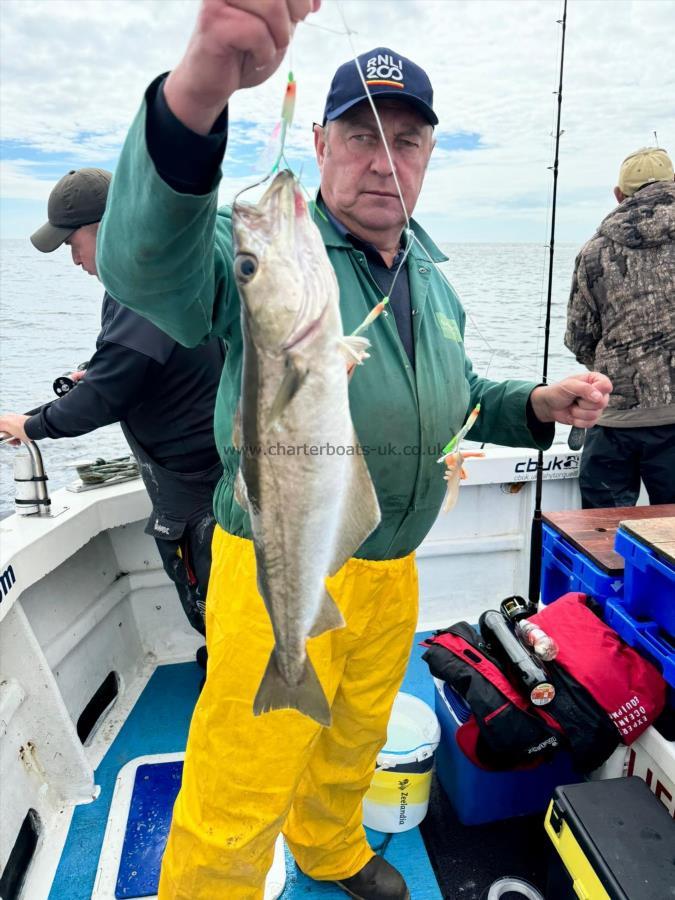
[363,692,441,833]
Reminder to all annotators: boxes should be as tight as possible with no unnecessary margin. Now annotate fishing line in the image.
[237,5,551,390]
[335,0,411,232]
[410,233,557,385]
[330,3,493,375]
[410,234,499,380]
[267,6,546,437]
[331,1,551,389]
[232,170,274,208]
[302,20,355,36]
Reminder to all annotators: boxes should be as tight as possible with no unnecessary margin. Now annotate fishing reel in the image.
[500,594,537,624]
[53,361,89,398]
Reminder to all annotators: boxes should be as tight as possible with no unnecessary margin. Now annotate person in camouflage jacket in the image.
[565,147,675,508]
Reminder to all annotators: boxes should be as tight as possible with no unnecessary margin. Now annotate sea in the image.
[0,239,580,520]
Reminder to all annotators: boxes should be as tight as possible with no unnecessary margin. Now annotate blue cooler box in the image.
[433,679,580,826]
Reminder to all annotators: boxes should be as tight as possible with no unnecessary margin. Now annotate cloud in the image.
[1,0,674,241]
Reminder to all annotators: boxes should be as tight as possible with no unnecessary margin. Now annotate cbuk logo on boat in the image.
[0,564,16,602]
[513,455,579,481]
[366,54,405,88]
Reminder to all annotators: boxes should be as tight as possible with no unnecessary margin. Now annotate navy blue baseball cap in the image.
[323,47,438,127]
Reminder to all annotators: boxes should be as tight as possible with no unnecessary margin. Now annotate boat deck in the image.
[37,632,550,900]
[50,638,442,899]
[49,634,550,900]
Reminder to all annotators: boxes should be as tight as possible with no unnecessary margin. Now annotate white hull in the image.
[0,443,601,897]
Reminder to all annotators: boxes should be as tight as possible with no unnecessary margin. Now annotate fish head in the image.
[232,170,334,353]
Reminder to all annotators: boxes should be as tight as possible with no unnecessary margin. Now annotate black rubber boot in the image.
[195,645,208,670]
[334,856,410,900]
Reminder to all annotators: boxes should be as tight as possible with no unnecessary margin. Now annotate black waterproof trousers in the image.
[579,423,675,508]
[154,514,216,637]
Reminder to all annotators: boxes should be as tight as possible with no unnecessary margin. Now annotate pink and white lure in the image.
[271,71,297,173]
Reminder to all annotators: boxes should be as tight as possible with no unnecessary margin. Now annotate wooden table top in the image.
[620,517,675,566]
[543,505,675,574]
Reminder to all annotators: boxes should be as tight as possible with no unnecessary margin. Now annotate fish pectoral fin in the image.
[308,588,345,638]
[267,353,309,429]
[338,335,371,366]
[253,649,331,727]
[234,467,248,510]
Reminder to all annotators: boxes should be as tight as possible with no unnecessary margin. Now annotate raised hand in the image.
[165,0,320,135]
[529,372,612,428]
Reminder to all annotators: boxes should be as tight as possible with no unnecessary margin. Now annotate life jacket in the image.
[423,593,666,772]
[422,622,566,771]
[529,592,666,745]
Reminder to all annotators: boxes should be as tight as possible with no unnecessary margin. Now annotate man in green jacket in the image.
[98,3,611,898]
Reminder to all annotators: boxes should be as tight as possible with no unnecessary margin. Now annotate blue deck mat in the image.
[116,761,183,897]
[49,662,202,900]
[51,634,440,899]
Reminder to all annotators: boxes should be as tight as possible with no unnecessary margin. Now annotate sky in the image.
[1,0,674,243]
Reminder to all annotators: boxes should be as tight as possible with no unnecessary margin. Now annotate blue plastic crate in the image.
[433,680,579,826]
[541,523,623,612]
[613,527,675,639]
[605,598,675,690]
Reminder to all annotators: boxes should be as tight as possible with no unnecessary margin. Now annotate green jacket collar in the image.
[310,195,448,266]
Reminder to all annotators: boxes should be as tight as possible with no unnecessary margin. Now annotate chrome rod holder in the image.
[1,434,52,516]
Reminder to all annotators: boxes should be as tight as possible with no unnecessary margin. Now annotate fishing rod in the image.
[528,0,568,604]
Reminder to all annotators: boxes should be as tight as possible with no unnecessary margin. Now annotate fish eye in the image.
[234,254,258,283]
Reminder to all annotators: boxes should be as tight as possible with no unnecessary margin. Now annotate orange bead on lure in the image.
[439,404,484,512]
[351,298,390,337]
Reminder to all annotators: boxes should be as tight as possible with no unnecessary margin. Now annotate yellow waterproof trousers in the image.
[158,527,419,899]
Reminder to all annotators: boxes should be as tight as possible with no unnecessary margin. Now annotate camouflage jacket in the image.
[565,181,675,426]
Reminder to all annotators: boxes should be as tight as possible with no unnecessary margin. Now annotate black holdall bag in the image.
[477,607,621,772]
[422,612,621,772]
[422,623,565,770]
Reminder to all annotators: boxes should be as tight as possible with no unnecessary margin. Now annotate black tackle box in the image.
[544,777,675,899]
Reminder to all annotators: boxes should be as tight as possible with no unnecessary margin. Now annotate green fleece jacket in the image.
[98,97,553,559]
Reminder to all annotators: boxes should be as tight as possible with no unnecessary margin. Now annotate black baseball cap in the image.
[31,168,112,253]
[323,47,438,127]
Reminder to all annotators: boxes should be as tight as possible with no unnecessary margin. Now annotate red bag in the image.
[530,592,666,744]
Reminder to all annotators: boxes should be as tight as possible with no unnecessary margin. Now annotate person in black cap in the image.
[0,167,225,663]
[95,3,611,898]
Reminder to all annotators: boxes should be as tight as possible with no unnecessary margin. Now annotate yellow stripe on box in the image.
[544,799,610,900]
[366,80,405,89]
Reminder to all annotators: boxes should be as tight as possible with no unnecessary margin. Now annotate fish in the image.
[231,170,381,727]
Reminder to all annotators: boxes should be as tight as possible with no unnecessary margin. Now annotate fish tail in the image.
[253,649,331,727]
